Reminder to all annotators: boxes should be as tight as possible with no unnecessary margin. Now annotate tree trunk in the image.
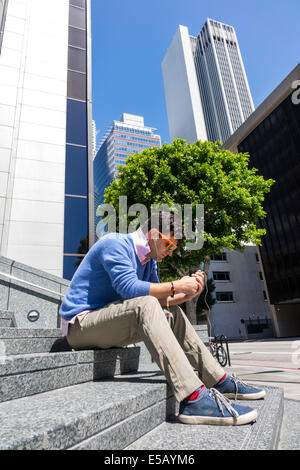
[185,297,198,324]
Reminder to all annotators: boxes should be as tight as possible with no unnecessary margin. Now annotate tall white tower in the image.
[162,19,255,144]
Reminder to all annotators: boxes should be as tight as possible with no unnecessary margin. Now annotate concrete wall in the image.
[208,246,272,339]
[0,0,69,277]
[0,255,69,329]
[270,303,300,338]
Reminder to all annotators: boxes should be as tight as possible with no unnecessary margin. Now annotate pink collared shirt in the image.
[60,229,151,336]
[130,227,151,265]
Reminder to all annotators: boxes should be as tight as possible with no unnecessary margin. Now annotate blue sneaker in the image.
[214,373,266,400]
[178,387,258,426]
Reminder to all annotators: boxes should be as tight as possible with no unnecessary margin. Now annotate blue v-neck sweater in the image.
[59,232,159,321]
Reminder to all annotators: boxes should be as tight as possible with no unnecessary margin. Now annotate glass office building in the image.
[94,114,161,240]
[0,0,93,281]
[162,20,254,144]
[64,0,94,280]
[224,64,300,337]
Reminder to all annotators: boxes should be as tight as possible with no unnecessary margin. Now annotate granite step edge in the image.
[126,385,284,450]
[0,371,172,450]
[0,347,140,376]
[0,327,62,338]
[0,311,16,328]
[0,347,141,403]
[69,395,176,450]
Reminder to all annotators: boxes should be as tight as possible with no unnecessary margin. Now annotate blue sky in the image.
[91,0,300,145]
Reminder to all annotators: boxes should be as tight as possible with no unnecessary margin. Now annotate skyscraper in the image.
[0,0,93,281]
[94,113,161,239]
[162,20,254,144]
[224,64,300,337]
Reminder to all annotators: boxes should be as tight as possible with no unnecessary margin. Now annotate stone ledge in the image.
[0,311,16,327]
[0,369,172,450]
[0,256,70,329]
[0,347,141,403]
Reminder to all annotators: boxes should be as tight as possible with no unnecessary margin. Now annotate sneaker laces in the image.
[230,372,256,401]
[209,388,239,418]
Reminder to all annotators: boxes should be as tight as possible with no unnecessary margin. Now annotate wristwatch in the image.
[171,281,176,298]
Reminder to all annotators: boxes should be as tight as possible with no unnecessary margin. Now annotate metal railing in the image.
[0,271,65,298]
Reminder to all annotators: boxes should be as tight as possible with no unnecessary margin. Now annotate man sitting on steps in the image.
[59,211,265,426]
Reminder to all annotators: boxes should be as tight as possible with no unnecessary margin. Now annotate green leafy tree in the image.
[103,139,275,323]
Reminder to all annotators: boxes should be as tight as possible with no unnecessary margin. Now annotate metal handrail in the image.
[0,271,65,298]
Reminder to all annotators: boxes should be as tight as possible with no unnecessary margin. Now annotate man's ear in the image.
[148,228,159,240]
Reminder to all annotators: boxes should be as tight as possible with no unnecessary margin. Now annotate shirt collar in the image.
[131,228,151,266]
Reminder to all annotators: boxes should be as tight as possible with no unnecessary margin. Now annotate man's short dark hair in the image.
[141,211,186,245]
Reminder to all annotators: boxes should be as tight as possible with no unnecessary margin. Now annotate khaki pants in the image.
[67,296,224,402]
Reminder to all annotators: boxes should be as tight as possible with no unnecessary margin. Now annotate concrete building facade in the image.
[94,113,161,240]
[224,63,300,337]
[207,246,273,340]
[0,0,94,281]
[162,19,254,144]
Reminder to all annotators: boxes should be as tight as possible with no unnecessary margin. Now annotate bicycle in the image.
[208,335,228,367]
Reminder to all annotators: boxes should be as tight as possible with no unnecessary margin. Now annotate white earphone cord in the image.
[154,235,214,347]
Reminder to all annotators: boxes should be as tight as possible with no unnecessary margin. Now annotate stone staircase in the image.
[0,307,284,450]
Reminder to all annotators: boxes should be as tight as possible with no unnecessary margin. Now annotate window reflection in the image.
[67,70,86,101]
[69,26,86,49]
[70,0,86,9]
[66,99,87,146]
[68,46,86,73]
[238,92,300,304]
[69,5,86,30]
[65,145,88,196]
[63,255,85,280]
[64,196,88,254]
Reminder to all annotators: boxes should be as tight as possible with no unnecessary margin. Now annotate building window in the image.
[70,0,86,8]
[216,292,234,302]
[65,145,88,196]
[69,4,86,30]
[213,272,230,281]
[68,46,87,73]
[66,99,87,146]
[64,196,88,254]
[67,70,87,101]
[69,26,87,49]
[211,253,227,261]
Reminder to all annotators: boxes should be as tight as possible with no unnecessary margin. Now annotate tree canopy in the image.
[103,139,275,279]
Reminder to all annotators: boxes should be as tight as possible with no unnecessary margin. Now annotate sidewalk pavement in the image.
[224,337,300,450]
[225,337,300,401]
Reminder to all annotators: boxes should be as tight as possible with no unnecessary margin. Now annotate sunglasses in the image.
[157,231,177,251]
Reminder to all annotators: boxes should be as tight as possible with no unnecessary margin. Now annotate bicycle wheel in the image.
[209,343,216,358]
[216,345,227,367]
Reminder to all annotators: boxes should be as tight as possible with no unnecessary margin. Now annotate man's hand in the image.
[150,272,205,300]
[191,270,205,294]
[173,276,200,296]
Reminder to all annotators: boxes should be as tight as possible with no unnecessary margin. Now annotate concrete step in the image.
[0,347,140,403]
[0,368,175,450]
[126,385,284,450]
[278,398,300,450]
[0,311,16,328]
[0,327,68,355]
